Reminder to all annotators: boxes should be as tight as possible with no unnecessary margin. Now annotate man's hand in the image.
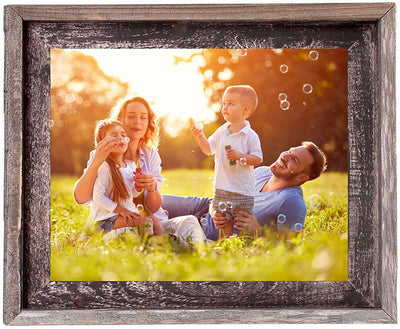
[233,210,262,235]
[212,211,231,229]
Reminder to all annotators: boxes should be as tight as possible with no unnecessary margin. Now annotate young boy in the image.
[192,85,263,238]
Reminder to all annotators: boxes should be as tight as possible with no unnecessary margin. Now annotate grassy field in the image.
[51,169,348,281]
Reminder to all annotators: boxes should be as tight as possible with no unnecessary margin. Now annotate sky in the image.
[75,48,217,136]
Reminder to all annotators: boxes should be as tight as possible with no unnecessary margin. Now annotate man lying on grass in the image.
[162,142,327,241]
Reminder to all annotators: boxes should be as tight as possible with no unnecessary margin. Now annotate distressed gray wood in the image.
[8,309,396,325]
[8,3,395,22]
[3,3,397,325]
[377,6,397,320]
[347,22,378,307]
[22,23,51,306]
[3,6,24,326]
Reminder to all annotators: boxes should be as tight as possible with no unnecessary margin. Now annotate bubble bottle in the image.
[224,145,236,165]
[134,166,143,192]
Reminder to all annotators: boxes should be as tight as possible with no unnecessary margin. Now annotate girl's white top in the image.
[90,159,140,223]
[75,147,168,223]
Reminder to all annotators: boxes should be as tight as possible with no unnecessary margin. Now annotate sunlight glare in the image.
[74,49,216,136]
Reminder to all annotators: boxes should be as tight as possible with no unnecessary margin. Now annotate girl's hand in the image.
[212,211,231,229]
[135,173,157,192]
[93,136,118,164]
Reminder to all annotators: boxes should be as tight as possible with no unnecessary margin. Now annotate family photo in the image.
[50,48,348,281]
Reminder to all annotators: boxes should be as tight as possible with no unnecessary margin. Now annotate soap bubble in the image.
[65,94,75,103]
[294,223,303,232]
[226,201,233,210]
[200,215,208,226]
[302,84,313,94]
[307,194,321,211]
[161,178,169,188]
[239,158,247,166]
[122,137,130,143]
[280,64,289,73]
[237,49,247,56]
[278,93,287,102]
[277,214,286,224]
[218,201,227,212]
[194,122,203,130]
[308,50,319,61]
[137,204,144,212]
[280,100,290,111]
[50,120,54,128]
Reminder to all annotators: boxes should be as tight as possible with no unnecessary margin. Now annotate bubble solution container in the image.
[135,167,143,192]
[224,145,236,165]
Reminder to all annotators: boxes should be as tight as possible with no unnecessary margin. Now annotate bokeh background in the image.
[50,48,347,175]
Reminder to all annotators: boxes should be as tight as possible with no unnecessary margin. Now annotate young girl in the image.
[89,119,164,236]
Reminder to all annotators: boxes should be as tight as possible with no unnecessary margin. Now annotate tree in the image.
[51,50,129,175]
[176,49,348,171]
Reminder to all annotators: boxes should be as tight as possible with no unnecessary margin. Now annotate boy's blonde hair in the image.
[225,85,258,116]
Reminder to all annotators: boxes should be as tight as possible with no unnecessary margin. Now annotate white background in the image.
[0,0,398,328]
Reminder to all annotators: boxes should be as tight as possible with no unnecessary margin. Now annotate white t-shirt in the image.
[208,121,263,196]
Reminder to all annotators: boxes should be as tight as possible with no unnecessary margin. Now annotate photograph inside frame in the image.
[50,48,348,281]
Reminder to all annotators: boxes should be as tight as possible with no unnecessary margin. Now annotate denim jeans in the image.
[161,194,221,241]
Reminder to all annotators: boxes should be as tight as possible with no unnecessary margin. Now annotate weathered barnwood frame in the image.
[3,3,396,324]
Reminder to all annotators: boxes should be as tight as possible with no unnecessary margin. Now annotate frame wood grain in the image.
[3,3,396,324]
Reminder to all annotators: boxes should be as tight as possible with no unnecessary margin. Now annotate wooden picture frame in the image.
[4,3,396,324]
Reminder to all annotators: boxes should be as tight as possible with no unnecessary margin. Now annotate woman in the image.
[74,96,206,242]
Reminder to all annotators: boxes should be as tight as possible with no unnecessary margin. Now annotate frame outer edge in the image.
[7,309,397,325]
[7,3,396,22]
[3,6,24,325]
[377,5,397,322]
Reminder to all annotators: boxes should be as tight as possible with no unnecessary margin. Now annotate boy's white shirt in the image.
[208,121,263,196]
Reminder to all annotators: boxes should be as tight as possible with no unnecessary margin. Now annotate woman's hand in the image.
[212,211,231,229]
[234,210,262,235]
[92,136,118,165]
[114,204,142,223]
[135,173,157,192]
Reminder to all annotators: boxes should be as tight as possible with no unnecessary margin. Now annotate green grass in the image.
[51,170,348,281]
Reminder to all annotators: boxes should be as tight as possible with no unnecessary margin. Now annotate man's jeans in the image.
[161,195,220,241]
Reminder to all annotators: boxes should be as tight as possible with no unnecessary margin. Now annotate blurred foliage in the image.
[173,49,348,171]
[51,49,348,174]
[51,49,129,174]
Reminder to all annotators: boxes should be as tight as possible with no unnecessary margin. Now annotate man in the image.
[162,141,327,240]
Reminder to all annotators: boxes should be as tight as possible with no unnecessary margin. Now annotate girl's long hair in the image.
[95,119,130,203]
[109,96,159,149]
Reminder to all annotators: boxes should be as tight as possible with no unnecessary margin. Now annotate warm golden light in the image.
[75,49,217,136]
